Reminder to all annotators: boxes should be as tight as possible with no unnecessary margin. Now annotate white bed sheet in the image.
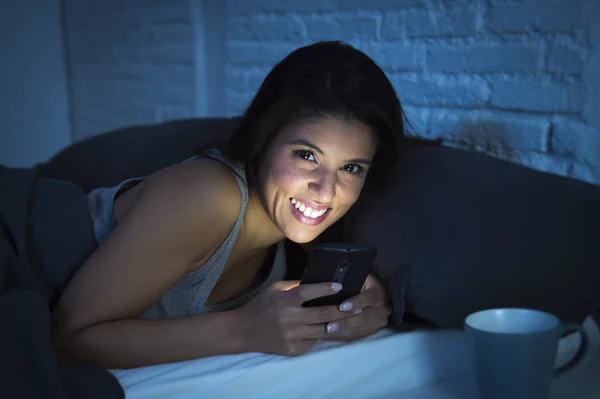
[111,317,600,399]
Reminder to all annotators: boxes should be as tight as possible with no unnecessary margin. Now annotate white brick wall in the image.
[64,0,196,140]
[61,0,600,184]
[224,0,600,184]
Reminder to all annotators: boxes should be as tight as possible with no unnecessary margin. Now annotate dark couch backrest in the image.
[36,117,240,193]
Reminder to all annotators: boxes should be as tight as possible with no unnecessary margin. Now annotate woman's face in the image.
[257,116,377,243]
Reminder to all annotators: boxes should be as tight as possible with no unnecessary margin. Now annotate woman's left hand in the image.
[326,273,392,341]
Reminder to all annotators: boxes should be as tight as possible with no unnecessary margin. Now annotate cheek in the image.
[339,179,367,206]
[263,159,303,197]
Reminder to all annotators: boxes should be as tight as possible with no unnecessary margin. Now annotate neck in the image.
[238,189,286,254]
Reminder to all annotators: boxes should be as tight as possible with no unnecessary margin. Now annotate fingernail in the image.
[327,322,339,334]
[339,302,353,311]
[353,309,362,315]
[331,283,342,292]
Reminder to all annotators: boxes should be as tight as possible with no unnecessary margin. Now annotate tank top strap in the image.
[188,148,249,208]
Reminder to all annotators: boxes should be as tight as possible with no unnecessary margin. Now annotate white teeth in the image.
[291,198,328,219]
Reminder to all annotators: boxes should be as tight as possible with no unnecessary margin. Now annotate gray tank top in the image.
[86,148,286,319]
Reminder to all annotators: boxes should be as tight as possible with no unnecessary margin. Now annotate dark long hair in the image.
[210,41,427,242]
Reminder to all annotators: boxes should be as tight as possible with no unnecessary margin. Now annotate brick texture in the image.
[63,0,600,185]
[64,0,196,140]
[489,2,585,34]
[224,0,600,184]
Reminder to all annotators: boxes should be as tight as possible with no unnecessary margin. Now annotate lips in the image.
[289,198,331,226]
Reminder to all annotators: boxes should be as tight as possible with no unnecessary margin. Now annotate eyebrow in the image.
[290,139,373,166]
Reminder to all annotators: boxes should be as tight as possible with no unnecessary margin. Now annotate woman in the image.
[51,41,408,370]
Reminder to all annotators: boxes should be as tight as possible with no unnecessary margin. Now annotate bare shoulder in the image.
[128,157,244,259]
[144,158,241,205]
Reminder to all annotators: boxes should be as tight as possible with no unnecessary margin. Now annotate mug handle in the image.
[554,323,589,376]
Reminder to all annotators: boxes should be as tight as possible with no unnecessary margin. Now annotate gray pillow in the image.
[37,117,239,193]
[353,146,600,329]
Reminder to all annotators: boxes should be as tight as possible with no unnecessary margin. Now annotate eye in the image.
[342,164,366,176]
[292,149,316,162]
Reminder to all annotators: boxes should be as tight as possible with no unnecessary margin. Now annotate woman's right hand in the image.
[233,281,349,356]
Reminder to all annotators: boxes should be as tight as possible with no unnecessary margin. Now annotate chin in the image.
[279,203,345,244]
[284,228,325,244]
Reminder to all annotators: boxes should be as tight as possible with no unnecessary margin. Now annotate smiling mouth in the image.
[289,198,331,226]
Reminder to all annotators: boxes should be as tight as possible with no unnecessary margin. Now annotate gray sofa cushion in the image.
[353,145,600,329]
[31,176,98,302]
[0,166,98,307]
[36,117,239,193]
[0,166,124,398]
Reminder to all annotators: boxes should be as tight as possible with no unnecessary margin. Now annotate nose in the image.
[308,168,336,204]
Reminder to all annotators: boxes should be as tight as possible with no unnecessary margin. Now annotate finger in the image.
[293,304,352,325]
[331,310,368,331]
[328,313,390,340]
[326,326,375,342]
[338,278,387,313]
[271,280,300,291]
[285,311,372,342]
[331,306,391,332]
[337,290,378,314]
[282,282,342,306]
[363,274,388,303]
[365,274,388,302]
[363,274,378,289]
[292,324,332,340]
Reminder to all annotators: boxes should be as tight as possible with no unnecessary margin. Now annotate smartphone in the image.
[299,243,377,307]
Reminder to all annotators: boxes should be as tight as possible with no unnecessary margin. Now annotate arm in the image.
[61,312,241,369]
[52,160,244,369]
